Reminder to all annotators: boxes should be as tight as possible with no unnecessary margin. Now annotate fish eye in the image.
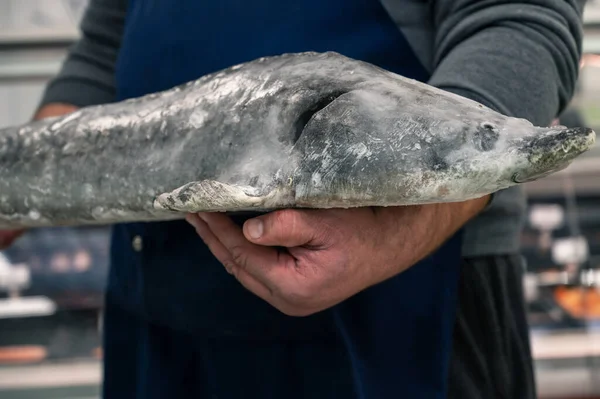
[481,122,497,131]
[474,122,500,151]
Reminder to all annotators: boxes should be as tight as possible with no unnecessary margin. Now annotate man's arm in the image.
[191,1,587,316]
[429,0,585,126]
[36,0,127,116]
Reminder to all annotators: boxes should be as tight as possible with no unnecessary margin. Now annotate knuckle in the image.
[277,303,315,317]
[230,245,248,268]
[222,260,237,275]
[273,209,300,229]
[283,285,316,307]
[275,303,294,316]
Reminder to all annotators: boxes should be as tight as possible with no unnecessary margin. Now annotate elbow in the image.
[433,1,585,116]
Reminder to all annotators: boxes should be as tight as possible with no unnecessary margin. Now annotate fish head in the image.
[437,111,596,191]
[291,78,596,206]
[509,125,596,184]
[423,110,597,195]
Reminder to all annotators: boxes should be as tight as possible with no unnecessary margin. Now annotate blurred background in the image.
[1,1,600,398]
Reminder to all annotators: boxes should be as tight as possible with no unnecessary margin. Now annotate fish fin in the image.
[153,180,289,212]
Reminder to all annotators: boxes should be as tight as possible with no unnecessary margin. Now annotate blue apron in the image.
[102,1,463,398]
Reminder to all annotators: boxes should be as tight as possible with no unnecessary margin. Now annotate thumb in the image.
[243,209,325,248]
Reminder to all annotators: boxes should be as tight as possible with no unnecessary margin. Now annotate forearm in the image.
[380,194,490,276]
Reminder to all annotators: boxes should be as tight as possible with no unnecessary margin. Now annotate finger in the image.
[193,212,294,288]
[185,214,236,274]
[242,209,328,248]
[0,229,25,249]
[192,213,327,317]
[185,214,275,301]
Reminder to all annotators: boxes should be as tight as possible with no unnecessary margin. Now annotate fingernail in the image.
[198,213,208,222]
[246,219,263,239]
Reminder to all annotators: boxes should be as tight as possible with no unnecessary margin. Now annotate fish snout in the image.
[512,126,596,183]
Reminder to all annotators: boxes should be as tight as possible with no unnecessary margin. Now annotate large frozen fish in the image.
[0,52,594,228]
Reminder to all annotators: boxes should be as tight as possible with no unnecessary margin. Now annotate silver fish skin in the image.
[0,51,595,229]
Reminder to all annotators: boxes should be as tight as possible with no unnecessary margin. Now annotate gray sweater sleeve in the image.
[428,0,586,127]
[38,0,127,108]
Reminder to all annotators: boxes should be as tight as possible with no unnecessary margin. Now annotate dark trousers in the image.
[102,254,536,398]
[102,299,356,399]
[447,255,537,399]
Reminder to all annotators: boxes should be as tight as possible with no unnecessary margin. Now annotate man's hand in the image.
[0,103,80,250]
[33,103,79,120]
[186,195,489,316]
[0,230,25,250]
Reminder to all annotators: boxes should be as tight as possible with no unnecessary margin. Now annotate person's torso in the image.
[108,0,438,339]
[108,0,521,339]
